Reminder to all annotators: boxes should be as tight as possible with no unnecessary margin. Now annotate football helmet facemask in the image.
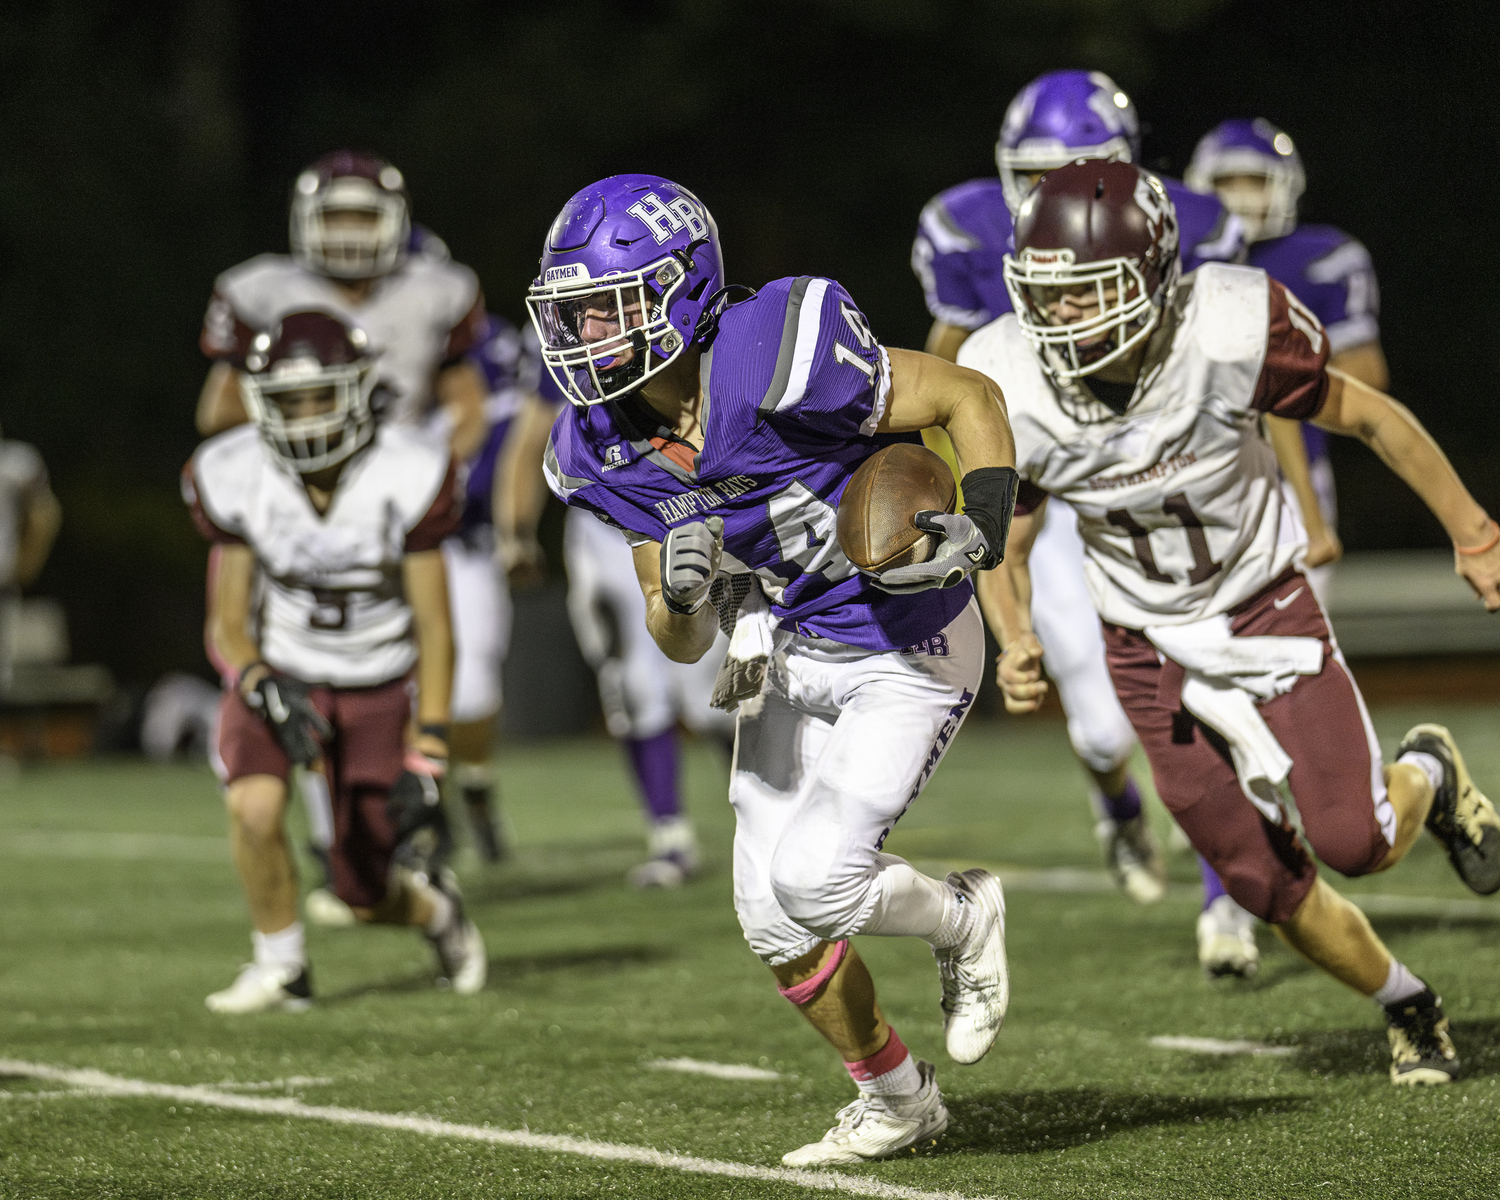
[290,151,411,280]
[241,310,379,473]
[1004,160,1180,383]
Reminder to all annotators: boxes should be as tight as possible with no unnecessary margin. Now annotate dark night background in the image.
[0,0,1495,689]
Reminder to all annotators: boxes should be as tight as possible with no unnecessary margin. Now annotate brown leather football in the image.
[836,442,958,572]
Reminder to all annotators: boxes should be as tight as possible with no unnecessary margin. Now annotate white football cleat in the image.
[781,1060,948,1167]
[1098,816,1167,904]
[627,815,700,889]
[205,962,312,1014]
[1196,894,1260,979]
[304,886,357,928]
[427,870,487,995]
[933,868,1009,1064]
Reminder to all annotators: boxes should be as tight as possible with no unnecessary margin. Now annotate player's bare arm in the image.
[879,348,1015,475]
[403,548,455,757]
[16,480,62,587]
[979,505,1051,713]
[493,392,558,588]
[1265,414,1342,567]
[208,542,262,682]
[434,358,488,461]
[633,535,719,665]
[1331,340,1389,391]
[923,320,972,364]
[1312,367,1500,608]
[196,361,249,437]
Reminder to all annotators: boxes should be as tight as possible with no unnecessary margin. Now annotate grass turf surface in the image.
[1,706,1498,1198]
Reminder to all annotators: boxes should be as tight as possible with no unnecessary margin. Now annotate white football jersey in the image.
[0,440,47,590]
[200,253,484,426]
[186,425,457,687]
[959,263,1329,629]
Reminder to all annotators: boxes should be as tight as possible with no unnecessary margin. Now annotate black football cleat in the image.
[1400,724,1500,894]
[1385,987,1459,1086]
[464,785,506,863]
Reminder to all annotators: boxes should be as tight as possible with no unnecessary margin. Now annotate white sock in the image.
[857,855,958,941]
[252,922,305,971]
[1397,751,1444,797]
[420,884,455,937]
[1372,959,1425,1007]
[857,1053,922,1097]
[298,769,334,851]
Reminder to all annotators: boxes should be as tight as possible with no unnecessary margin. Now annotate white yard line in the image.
[0,1060,989,1200]
[1149,1036,1296,1057]
[0,830,228,862]
[645,1057,783,1081]
[212,1076,336,1091]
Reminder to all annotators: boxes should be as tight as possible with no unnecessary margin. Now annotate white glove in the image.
[660,516,724,615]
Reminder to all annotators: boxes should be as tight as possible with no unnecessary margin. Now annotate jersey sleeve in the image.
[1012,479,1049,517]
[758,278,891,441]
[199,288,257,364]
[1252,279,1331,419]
[181,459,246,545]
[404,459,463,551]
[1303,236,1380,354]
[911,197,994,330]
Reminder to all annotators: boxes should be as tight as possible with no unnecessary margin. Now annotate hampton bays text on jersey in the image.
[652,474,757,524]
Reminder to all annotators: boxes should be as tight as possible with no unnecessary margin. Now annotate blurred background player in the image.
[185,310,484,1012]
[194,152,497,908]
[497,385,733,887]
[910,69,1248,910]
[1180,117,1388,975]
[0,425,62,693]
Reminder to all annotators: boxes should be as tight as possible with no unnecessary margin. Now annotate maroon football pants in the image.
[215,676,411,908]
[1103,570,1394,924]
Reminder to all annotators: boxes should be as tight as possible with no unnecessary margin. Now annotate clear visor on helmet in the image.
[526,257,690,407]
[241,357,376,473]
[1003,253,1160,381]
[291,178,408,280]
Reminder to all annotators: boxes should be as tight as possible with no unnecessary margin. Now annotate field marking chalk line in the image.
[1149,1036,1296,1057]
[0,1060,990,1200]
[646,1057,784,1081]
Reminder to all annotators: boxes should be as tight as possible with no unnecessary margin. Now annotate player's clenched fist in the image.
[660,516,724,614]
[997,630,1049,714]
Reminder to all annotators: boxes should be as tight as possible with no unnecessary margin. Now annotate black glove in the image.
[874,468,1020,594]
[243,670,331,766]
[956,466,1020,570]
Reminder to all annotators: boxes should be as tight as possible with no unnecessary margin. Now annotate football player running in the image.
[195,153,498,897]
[966,160,1500,1087]
[184,311,486,1013]
[530,175,1019,1163]
[1179,118,1391,974]
[497,378,733,889]
[911,70,1248,912]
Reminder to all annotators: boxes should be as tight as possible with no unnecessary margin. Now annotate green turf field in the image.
[2,705,1498,1199]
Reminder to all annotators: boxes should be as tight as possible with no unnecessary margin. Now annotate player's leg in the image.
[1195,855,1259,979]
[731,687,948,1165]
[300,763,358,928]
[331,681,487,993]
[443,533,508,863]
[565,509,698,886]
[1027,500,1164,904]
[206,690,312,1014]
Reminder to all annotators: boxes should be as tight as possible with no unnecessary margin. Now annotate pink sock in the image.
[845,1027,921,1096]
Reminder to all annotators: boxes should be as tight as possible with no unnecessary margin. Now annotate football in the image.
[836,441,958,572]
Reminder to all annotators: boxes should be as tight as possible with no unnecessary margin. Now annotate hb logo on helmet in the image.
[627,192,709,245]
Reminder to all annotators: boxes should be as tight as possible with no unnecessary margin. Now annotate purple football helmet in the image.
[996,70,1142,213]
[1185,118,1305,242]
[526,174,724,408]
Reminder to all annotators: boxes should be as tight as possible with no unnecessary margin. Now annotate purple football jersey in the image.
[546,277,973,651]
[459,314,561,530]
[912,176,1244,332]
[1250,225,1379,462]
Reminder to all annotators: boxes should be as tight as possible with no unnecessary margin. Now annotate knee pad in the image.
[1065,712,1136,775]
[767,837,870,942]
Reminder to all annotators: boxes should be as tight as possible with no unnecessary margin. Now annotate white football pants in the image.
[564,508,732,740]
[732,600,984,965]
[442,529,513,724]
[1029,499,1137,775]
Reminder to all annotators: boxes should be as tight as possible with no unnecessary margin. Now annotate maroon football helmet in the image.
[1003,159,1180,380]
[289,150,411,279]
[241,311,377,472]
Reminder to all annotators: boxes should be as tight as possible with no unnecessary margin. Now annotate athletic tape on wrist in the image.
[844,1026,910,1083]
[777,939,849,1005]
